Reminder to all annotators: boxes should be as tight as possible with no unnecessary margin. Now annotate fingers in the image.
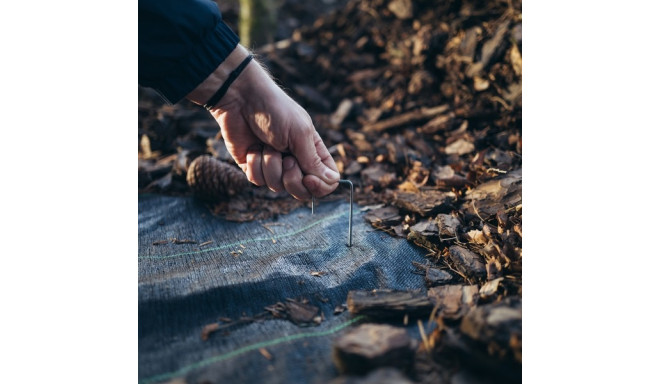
[244,145,286,194]
[243,138,338,199]
[262,145,284,192]
[244,145,266,187]
[288,123,340,196]
[243,145,317,199]
[302,174,339,197]
[282,156,311,201]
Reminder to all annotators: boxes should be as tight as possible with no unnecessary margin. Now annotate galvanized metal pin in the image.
[310,179,353,247]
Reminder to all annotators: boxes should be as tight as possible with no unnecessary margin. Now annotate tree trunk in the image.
[239,0,277,48]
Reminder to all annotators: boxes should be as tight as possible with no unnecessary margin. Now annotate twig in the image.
[418,319,431,353]
[261,224,275,235]
[259,348,273,360]
[363,104,450,133]
[370,222,397,237]
[472,200,486,223]
[172,238,196,244]
[486,168,507,174]
[201,311,271,341]
[442,256,472,284]
[488,95,512,111]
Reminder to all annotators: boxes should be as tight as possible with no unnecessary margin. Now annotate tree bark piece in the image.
[332,324,415,375]
[459,297,522,363]
[387,0,413,20]
[479,277,504,299]
[362,164,397,189]
[436,213,461,238]
[264,298,322,326]
[364,206,402,227]
[425,267,454,287]
[448,245,487,279]
[463,169,522,217]
[393,190,456,217]
[427,284,479,320]
[362,105,449,133]
[347,290,433,318]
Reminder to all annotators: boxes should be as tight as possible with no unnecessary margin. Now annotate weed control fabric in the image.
[138,194,429,384]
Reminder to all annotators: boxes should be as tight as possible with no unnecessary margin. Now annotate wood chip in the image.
[331,99,354,127]
[387,0,413,19]
[364,206,402,227]
[479,277,504,299]
[334,304,347,315]
[361,164,397,189]
[444,139,475,156]
[464,169,522,216]
[436,213,461,237]
[332,324,414,374]
[425,267,454,287]
[408,220,438,237]
[347,290,433,318]
[201,323,220,341]
[427,285,479,320]
[393,190,456,217]
[265,299,322,326]
[448,245,487,280]
[459,298,522,363]
[259,348,273,360]
[172,238,196,244]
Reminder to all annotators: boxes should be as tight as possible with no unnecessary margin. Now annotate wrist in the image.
[209,57,278,120]
[186,44,252,106]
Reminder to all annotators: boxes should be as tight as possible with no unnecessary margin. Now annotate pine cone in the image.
[186,155,250,201]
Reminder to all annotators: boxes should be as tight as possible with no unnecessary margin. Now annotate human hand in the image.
[187,46,339,200]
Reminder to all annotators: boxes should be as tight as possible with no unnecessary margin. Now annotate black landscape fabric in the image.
[138,194,429,384]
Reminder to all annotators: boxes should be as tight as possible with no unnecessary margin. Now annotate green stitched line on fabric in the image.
[139,210,347,260]
[138,315,366,384]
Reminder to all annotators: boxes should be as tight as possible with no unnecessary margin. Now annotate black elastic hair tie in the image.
[204,54,253,110]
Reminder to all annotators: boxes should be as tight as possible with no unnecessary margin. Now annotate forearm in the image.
[138,0,239,104]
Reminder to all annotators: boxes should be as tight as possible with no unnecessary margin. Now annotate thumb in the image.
[288,128,340,186]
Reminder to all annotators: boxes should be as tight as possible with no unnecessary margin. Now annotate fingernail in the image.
[324,168,340,182]
[283,156,295,170]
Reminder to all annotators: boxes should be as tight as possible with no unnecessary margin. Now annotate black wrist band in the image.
[203,54,253,111]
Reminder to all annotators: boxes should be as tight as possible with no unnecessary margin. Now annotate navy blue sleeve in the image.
[139,0,240,104]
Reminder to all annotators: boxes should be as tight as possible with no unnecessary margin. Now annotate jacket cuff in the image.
[160,21,239,104]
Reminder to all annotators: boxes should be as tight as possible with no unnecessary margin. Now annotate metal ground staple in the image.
[311,179,353,247]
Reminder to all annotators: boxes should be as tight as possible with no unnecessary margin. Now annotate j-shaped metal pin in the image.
[310,179,353,247]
